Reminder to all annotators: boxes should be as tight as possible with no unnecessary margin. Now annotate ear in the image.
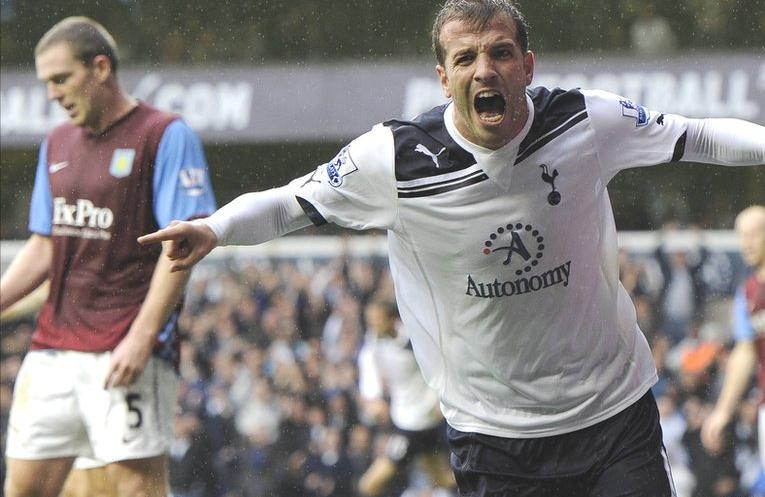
[91,54,113,83]
[436,64,452,98]
[523,51,535,86]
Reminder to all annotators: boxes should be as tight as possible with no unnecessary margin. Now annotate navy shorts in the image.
[447,391,676,497]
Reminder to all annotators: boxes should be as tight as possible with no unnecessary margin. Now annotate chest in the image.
[47,134,153,201]
[397,144,604,276]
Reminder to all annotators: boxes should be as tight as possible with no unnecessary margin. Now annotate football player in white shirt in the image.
[139,1,765,495]
[356,298,454,496]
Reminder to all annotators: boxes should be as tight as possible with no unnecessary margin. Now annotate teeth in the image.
[477,90,500,98]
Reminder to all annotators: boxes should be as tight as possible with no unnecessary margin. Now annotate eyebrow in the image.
[492,40,518,50]
[39,70,71,83]
[451,47,475,59]
[450,39,518,60]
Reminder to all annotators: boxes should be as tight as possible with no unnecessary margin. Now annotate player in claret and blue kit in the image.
[0,17,216,497]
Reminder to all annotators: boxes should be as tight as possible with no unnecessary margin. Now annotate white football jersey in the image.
[358,329,442,432]
[289,87,689,438]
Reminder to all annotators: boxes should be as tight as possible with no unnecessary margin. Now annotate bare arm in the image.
[0,234,52,313]
[701,341,757,452]
[0,281,49,323]
[713,341,757,417]
[104,243,191,387]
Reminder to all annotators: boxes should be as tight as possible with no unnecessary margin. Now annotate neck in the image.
[88,87,137,134]
[502,103,530,146]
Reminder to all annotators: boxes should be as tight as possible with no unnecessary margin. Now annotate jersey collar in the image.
[444,93,534,191]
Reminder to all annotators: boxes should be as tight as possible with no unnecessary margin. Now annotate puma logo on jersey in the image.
[48,161,69,173]
[414,144,446,168]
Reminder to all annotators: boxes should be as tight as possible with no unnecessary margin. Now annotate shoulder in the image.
[158,119,202,146]
[517,87,588,160]
[383,105,476,182]
[47,121,81,146]
[132,102,187,145]
[525,86,587,129]
[579,88,650,126]
[527,86,586,120]
[343,123,394,173]
[136,101,180,128]
[384,104,449,133]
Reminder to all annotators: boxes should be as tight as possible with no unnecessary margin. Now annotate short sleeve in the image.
[153,120,217,228]
[287,124,397,231]
[28,140,53,235]
[733,286,754,342]
[582,89,689,182]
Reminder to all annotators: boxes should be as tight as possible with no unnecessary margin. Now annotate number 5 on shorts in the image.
[125,393,143,430]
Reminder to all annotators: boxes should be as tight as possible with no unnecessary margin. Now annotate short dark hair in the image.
[35,17,119,73]
[432,0,529,67]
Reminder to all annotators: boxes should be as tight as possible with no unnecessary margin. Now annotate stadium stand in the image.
[1,230,763,497]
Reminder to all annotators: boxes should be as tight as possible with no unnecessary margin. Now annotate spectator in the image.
[169,408,217,497]
[655,227,708,345]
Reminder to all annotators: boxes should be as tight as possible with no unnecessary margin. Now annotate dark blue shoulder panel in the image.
[515,87,587,165]
[384,105,476,182]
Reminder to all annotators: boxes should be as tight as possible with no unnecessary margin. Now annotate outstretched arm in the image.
[0,234,52,313]
[138,186,310,271]
[683,118,765,166]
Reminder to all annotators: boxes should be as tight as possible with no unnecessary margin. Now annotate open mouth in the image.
[474,91,506,123]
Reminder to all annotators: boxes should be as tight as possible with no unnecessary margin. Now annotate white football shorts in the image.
[72,456,106,470]
[6,349,178,463]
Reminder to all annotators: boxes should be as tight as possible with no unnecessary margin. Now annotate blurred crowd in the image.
[2,0,762,70]
[0,229,762,497]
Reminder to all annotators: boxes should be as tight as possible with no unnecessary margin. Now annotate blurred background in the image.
[1,1,764,497]
[1,0,764,237]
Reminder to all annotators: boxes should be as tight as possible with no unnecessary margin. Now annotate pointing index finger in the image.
[137,225,182,246]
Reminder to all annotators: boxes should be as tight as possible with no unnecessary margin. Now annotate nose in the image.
[473,53,497,84]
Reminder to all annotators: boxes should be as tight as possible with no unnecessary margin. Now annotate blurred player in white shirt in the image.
[357,298,454,496]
